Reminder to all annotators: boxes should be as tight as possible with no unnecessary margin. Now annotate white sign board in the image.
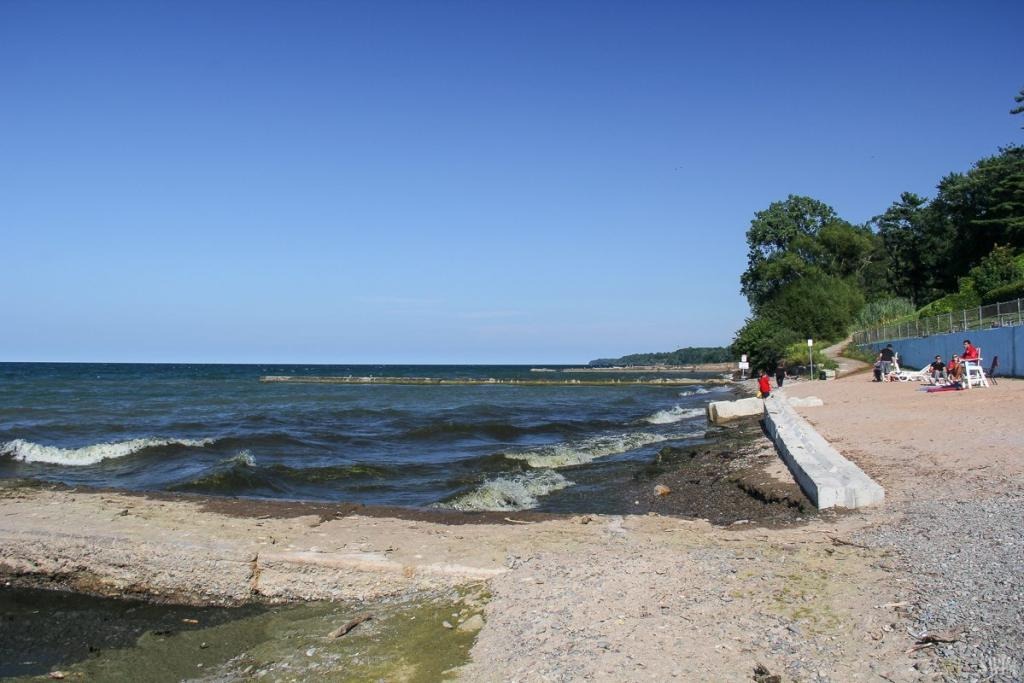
[738,361,749,370]
[740,354,748,363]
[807,339,814,347]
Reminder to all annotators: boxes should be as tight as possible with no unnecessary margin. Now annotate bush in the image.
[729,316,799,374]
[916,289,982,318]
[781,341,836,370]
[855,297,916,328]
[969,245,1023,299]
[982,279,1024,305]
[761,275,864,341]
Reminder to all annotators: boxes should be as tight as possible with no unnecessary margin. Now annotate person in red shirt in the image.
[758,371,772,399]
[948,355,963,382]
[962,339,979,360]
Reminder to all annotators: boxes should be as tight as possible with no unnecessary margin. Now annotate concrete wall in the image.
[860,327,1021,377]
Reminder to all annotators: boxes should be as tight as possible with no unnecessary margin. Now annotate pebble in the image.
[862,495,1024,681]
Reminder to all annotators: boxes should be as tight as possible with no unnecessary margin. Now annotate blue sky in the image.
[2,1,1021,363]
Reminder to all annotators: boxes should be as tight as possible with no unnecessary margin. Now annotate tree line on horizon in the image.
[731,98,1024,371]
[588,346,732,367]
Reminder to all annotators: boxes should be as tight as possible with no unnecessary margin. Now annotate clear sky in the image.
[2,1,1021,363]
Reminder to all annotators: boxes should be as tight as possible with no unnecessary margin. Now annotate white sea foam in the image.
[644,406,705,425]
[228,450,256,467]
[438,469,572,512]
[0,437,215,466]
[678,387,711,397]
[505,432,675,469]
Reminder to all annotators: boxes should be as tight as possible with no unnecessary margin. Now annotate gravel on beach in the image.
[861,495,1024,682]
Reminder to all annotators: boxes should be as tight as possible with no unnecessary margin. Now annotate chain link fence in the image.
[852,298,1024,345]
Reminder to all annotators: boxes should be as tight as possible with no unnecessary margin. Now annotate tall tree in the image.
[931,146,1024,268]
[872,191,953,304]
[740,195,839,312]
[1012,87,1024,127]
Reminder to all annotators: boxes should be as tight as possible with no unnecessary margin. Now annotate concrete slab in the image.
[706,397,764,423]
[762,396,884,509]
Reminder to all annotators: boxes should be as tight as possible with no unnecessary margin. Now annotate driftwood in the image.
[328,613,373,638]
[906,629,960,653]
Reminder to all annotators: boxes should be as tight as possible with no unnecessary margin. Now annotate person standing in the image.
[774,359,786,387]
[758,370,772,399]
[878,344,896,377]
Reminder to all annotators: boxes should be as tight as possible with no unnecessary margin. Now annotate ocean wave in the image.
[644,406,705,425]
[678,387,710,397]
[504,432,674,469]
[0,437,215,466]
[436,469,572,511]
[168,455,401,495]
[401,418,615,442]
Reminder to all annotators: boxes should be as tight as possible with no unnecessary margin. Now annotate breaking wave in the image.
[0,437,215,466]
[504,432,674,469]
[678,387,710,397]
[644,406,705,425]
[437,469,573,511]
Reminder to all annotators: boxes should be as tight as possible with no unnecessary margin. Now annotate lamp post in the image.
[807,339,814,380]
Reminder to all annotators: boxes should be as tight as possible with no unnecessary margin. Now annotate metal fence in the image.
[852,297,1024,345]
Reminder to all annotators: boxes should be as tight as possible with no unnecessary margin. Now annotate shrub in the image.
[729,316,799,374]
[761,275,864,341]
[781,341,836,370]
[855,297,916,328]
[916,289,982,318]
[981,279,1024,305]
[969,245,1023,299]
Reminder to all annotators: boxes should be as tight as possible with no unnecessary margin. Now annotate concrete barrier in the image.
[762,397,884,509]
[706,397,765,424]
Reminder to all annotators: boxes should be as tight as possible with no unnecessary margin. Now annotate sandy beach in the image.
[2,367,1022,681]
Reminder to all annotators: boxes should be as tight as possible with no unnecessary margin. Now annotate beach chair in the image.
[894,368,930,383]
[962,348,989,389]
[987,356,999,386]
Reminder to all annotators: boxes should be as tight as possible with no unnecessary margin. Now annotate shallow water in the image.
[0,586,481,681]
[0,363,731,512]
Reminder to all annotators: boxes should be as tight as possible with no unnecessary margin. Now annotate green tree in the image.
[872,192,953,304]
[729,316,799,373]
[1012,87,1024,127]
[740,195,839,312]
[968,245,1023,298]
[931,146,1024,269]
[761,274,864,341]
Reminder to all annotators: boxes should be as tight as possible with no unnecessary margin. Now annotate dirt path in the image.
[823,336,870,377]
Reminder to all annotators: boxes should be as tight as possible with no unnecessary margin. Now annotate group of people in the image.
[874,339,979,384]
[922,340,979,384]
[756,360,787,399]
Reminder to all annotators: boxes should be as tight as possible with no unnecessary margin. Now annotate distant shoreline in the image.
[556,363,735,373]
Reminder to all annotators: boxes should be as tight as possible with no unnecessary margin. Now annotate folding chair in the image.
[987,356,999,386]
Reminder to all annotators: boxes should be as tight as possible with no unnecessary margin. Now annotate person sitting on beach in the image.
[757,370,772,399]
[947,355,963,382]
[927,355,947,383]
[962,339,979,361]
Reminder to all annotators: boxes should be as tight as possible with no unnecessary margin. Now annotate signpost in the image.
[807,339,814,380]
[738,354,749,379]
